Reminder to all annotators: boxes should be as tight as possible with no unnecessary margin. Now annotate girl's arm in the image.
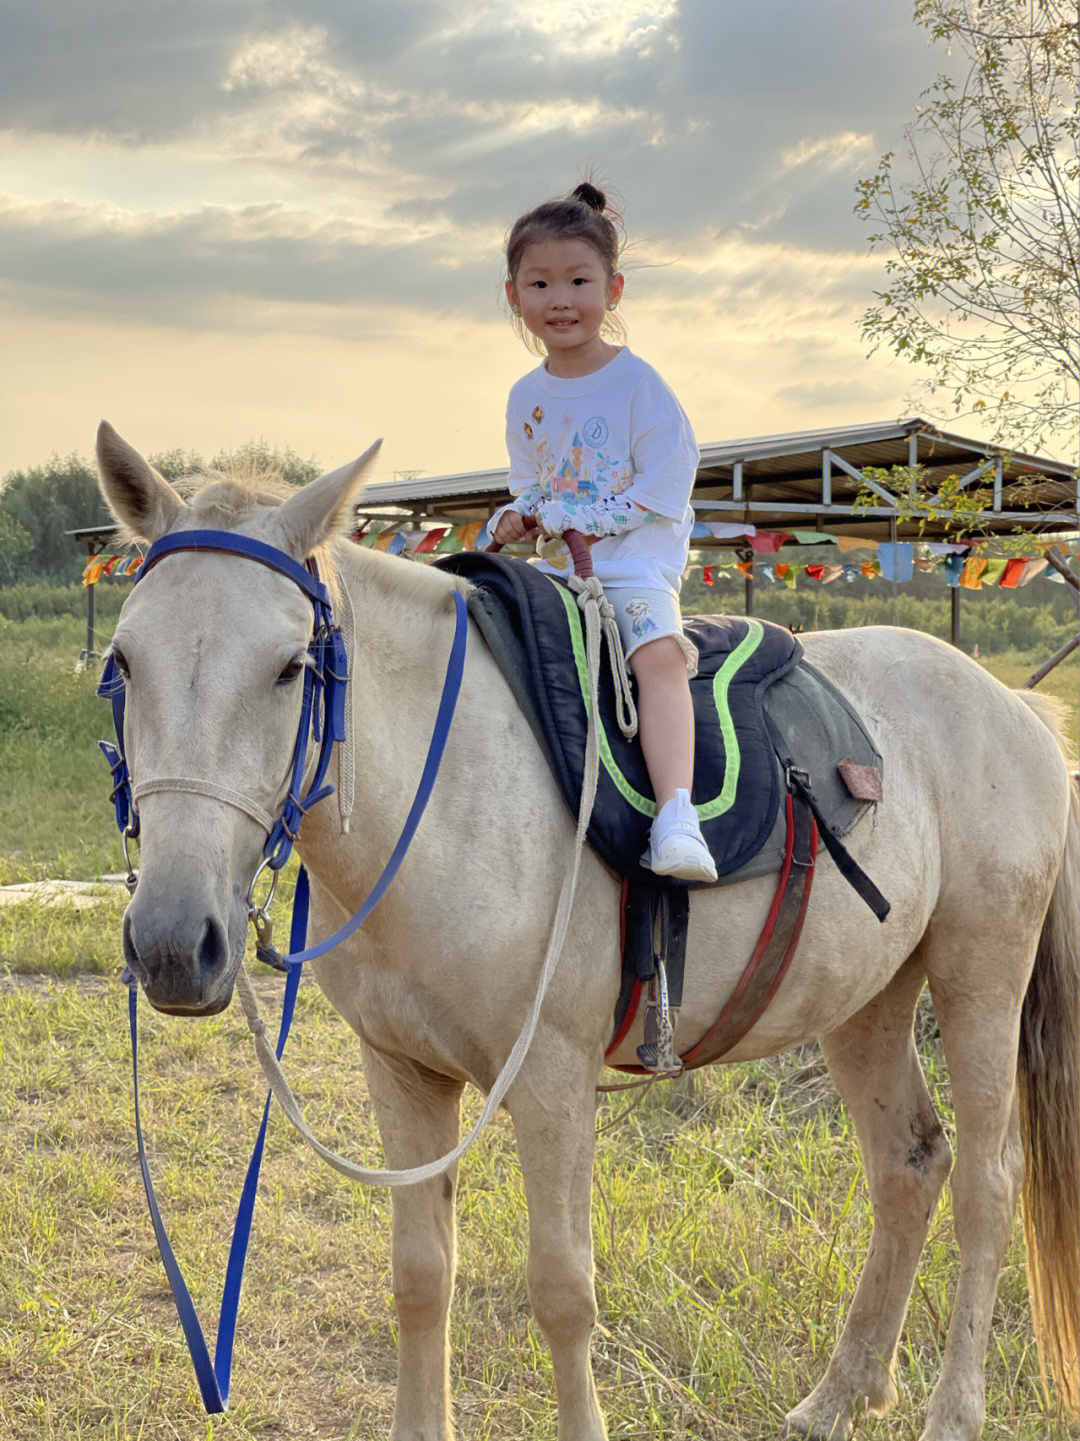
[490,405,545,540]
[533,493,659,539]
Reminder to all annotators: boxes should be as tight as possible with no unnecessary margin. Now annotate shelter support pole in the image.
[740,538,753,617]
[1021,545,1079,687]
[950,587,960,648]
[1021,634,1080,690]
[85,541,96,662]
[1044,546,1079,591]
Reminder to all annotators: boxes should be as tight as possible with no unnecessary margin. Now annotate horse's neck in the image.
[300,544,471,886]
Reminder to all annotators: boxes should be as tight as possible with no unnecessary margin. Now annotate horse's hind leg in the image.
[361,1043,465,1441]
[507,1037,608,1441]
[787,953,953,1441]
[919,922,1032,1441]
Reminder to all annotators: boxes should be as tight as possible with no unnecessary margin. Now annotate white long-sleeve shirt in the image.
[499,348,698,594]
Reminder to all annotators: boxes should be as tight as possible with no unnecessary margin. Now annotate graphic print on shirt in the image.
[539,427,632,516]
[624,599,660,641]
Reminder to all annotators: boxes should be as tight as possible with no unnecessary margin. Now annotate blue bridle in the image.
[97,527,469,1412]
[98,529,350,880]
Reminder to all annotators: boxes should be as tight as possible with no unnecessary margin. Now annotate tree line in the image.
[0,445,321,585]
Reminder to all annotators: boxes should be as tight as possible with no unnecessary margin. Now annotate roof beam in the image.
[824,448,899,506]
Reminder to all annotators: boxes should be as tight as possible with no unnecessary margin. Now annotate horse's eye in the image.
[111,648,130,678]
[277,658,305,685]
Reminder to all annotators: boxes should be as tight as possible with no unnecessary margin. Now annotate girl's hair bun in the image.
[571,182,606,213]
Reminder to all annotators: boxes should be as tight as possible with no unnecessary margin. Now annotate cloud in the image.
[0,0,963,473]
[0,192,503,328]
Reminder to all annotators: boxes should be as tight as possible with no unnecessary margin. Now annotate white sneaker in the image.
[646,789,718,883]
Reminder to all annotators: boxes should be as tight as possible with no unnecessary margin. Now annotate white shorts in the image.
[604,587,698,678]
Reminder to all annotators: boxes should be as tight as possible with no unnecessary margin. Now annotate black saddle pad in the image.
[438,554,809,880]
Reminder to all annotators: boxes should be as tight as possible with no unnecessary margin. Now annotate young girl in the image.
[492,182,716,883]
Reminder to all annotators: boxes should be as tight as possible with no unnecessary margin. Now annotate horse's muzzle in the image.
[123,902,240,1015]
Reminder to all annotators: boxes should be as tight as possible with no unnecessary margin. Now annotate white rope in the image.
[335,574,357,835]
[580,578,637,740]
[236,574,607,1188]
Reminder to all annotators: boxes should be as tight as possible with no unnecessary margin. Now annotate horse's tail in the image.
[1016,690,1079,1416]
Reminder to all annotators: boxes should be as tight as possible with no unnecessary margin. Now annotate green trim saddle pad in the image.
[437,554,880,882]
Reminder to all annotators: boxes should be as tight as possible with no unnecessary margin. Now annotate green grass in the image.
[0,980,1070,1440]
[0,605,1076,1439]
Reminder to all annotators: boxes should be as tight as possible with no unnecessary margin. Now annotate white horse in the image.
[95,423,1078,1441]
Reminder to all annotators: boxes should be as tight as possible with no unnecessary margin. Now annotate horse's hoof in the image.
[783,1396,857,1441]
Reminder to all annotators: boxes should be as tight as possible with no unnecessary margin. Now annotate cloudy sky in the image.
[1,1,966,484]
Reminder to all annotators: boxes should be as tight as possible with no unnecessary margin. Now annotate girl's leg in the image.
[630,636,716,882]
[629,635,694,806]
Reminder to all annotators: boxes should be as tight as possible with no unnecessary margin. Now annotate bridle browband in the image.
[98,529,350,908]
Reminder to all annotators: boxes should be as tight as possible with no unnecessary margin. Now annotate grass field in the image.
[0,610,1076,1440]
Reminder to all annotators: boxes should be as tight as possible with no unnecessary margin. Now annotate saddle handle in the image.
[486,515,594,580]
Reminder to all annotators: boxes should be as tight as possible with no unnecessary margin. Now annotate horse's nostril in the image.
[196,917,228,978]
[122,912,149,983]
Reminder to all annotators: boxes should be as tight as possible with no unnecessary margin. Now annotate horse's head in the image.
[96,421,379,1015]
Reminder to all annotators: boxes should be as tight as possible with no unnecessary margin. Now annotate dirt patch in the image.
[0,878,128,909]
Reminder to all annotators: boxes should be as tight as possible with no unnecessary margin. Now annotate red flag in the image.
[748,530,789,554]
[702,566,714,586]
[414,527,448,554]
[805,564,826,580]
[998,558,1026,589]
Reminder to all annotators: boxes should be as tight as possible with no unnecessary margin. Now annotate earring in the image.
[512,306,521,317]
[608,301,618,311]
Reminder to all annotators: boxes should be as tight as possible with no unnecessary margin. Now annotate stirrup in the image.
[636,956,683,1075]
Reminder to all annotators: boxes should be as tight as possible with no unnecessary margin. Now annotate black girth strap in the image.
[783,764,890,922]
[678,792,817,1069]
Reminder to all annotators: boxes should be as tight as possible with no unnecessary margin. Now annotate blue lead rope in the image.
[126,587,467,1412]
[129,877,305,1411]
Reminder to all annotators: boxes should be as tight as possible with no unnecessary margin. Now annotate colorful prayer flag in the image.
[959,557,988,589]
[998,558,1026,589]
[878,543,914,583]
[748,530,789,554]
[414,527,448,554]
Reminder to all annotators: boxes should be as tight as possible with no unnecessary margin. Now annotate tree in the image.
[0,442,323,583]
[856,0,1079,455]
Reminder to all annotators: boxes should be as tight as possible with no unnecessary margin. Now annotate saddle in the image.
[437,553,881,879]
[436,553,887,1072]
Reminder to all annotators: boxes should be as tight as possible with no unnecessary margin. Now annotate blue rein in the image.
[99,529,469,1412]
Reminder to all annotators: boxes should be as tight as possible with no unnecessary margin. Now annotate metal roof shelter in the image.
[357,416,1077,544]
[69,416,1078,669]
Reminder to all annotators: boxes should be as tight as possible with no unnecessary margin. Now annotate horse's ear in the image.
[96,422,184,542]
[271,440,383,559]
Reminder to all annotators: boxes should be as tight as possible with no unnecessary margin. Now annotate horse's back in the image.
[799,624,1071,913]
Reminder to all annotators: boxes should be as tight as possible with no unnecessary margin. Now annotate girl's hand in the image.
[493,509,533,545]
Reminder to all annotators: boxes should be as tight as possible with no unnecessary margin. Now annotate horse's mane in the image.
[166,466,343,601]
[157,466,467,615]
[175,465,297,524]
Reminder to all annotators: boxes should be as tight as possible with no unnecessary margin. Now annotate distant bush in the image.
[0,580,128,625]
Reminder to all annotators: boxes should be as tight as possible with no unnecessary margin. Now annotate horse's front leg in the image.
[507,1032,608,1441]
[361,1042,465,1441]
